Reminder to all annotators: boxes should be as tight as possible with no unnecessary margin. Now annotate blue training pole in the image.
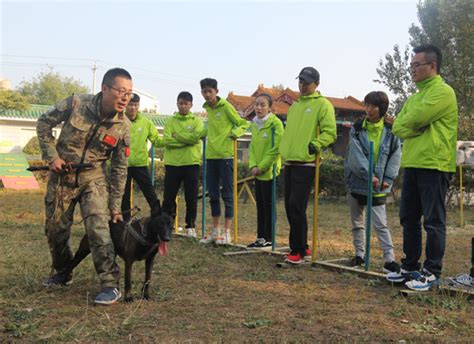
[365,141,374,271]
[271,127,276,251]
[150,146,155,186]
[201,138,207,237]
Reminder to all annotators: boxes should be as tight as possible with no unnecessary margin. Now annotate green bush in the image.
[23,136,41,155]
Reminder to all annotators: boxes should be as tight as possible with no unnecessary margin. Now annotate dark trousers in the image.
[284,165,315,256]
[162,165,199,228]
[121,166,158,221]
[207,159,234,219]
[255,179,275,242]
[400,168,451,277]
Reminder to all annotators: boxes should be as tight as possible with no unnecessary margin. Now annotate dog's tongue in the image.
[158,241,169,256]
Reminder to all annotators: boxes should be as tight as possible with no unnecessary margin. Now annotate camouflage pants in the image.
[44,172,118,288]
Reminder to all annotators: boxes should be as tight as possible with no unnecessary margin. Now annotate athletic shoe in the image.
[386,268,421,283]
[94,287,122,305]
[215,229,232,245]
[247,238,272,248]
[383,261,401,274]
[445,273,473,288]
[349,256,365,267]
[305,248,312,258]
[285,252,303,265]
[405,269,439,291]
[186,228,197,238]
[199,228,219,244]
[43,273,73,287]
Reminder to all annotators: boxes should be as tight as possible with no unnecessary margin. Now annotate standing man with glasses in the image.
[121,93,161,222]
[37,68,133,305]
[385,45,458,291]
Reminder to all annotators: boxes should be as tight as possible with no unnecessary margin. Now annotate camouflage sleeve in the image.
[36,96,73,162]
[108,127,130,212]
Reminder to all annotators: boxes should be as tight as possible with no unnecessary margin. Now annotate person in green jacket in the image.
[385,45,458,292]
[247,94,284,248]
[279,67,337,264]
[121,93,161,221]
[199,78,250,245]
[162,91,205,238]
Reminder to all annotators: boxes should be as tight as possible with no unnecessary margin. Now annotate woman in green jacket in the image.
[247,94,284,248]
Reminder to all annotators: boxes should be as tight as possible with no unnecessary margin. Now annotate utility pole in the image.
[91,61,97,93]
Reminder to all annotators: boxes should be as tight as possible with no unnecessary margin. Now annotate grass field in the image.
[0,189,473,342]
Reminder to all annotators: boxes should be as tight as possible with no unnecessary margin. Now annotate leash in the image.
[125,218,159,257]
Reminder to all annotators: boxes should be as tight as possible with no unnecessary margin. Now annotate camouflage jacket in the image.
[37,93,131,212]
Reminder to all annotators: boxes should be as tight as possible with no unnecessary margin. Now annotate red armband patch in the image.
[125,147,130,157]
[102,134,118,147]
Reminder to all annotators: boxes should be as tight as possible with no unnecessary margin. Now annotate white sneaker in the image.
[215,229,232,245]
[186,228,197,238]
[199,228,219,244]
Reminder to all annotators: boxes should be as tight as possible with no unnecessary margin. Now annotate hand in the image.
[110,210,123,223]
[384,114,395,127]
[382,181,390,189]
[49,158,67,173]
[308,143,317,155]
[372,176,380,189]
[251,167,262,176]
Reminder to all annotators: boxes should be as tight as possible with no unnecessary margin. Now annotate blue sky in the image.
[1,0,419,114]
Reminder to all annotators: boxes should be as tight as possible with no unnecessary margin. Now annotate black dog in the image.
[64,202,173,302]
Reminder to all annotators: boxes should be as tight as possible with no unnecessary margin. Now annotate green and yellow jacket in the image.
[203,97,250,159]
[162,112,205,166]
[392,75,458,172]
[128,113,161,167]
[249,113,284,181]
[279,92,337,162]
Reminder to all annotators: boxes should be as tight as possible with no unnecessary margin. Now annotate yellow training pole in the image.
[233,140,238,243]
[312,150,321,262]
[460,164,464,228]
[175,196,179,233]
[130,180,134,209]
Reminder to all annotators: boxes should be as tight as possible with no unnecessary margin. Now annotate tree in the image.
[0,87,31,110]
[374,44,417,114]
[18,71,90,105]
[375,0,473,139]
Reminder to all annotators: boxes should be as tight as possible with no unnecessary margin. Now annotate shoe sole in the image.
[284,259,303,265]
[43,279,73,287]
[94,291,122,305]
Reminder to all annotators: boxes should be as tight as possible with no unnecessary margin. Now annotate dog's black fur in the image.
[64,201,173,302]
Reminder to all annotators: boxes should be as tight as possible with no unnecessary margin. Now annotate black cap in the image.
[296,67,320,83]
[130,93,140,102]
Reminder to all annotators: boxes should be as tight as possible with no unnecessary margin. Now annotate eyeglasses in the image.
[410,62,431,69]
[107,85,133,98]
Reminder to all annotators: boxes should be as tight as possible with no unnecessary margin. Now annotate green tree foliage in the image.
[18,71,90,105]
[375,0,473,139]
[374,45,417,114]
[0,88,31,110]
[23,136,41,155]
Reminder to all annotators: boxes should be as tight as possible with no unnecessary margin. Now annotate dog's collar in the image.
[126,220,159,254]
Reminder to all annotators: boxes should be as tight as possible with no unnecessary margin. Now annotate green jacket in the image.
[162,112,205,166]
[392,75,458,172]
[279,92,337,162]
[249,113,284,181]
[128,113,161,167]
[203,97,250,159]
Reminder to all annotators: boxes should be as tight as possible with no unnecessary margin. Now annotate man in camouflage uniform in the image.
[37,68,132,305]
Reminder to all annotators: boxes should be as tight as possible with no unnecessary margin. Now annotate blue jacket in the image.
[344,120,401,196]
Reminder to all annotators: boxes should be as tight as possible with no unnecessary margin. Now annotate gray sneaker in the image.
[445,273,473,288]
[94,287,122,305]
[43,273,73,287]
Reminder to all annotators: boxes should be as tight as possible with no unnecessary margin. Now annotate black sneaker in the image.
[349,256,365,267]
[383,261,401,274]
[247,238,271,248]
[43,273,73,287]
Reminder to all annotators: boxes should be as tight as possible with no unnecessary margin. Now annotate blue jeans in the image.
[206,159,234,219]
[400,168,451,277]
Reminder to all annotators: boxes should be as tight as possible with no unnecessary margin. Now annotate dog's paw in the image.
[124,296,134,303]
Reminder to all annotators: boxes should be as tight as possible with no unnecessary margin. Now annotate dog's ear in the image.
[151,200,162,217]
